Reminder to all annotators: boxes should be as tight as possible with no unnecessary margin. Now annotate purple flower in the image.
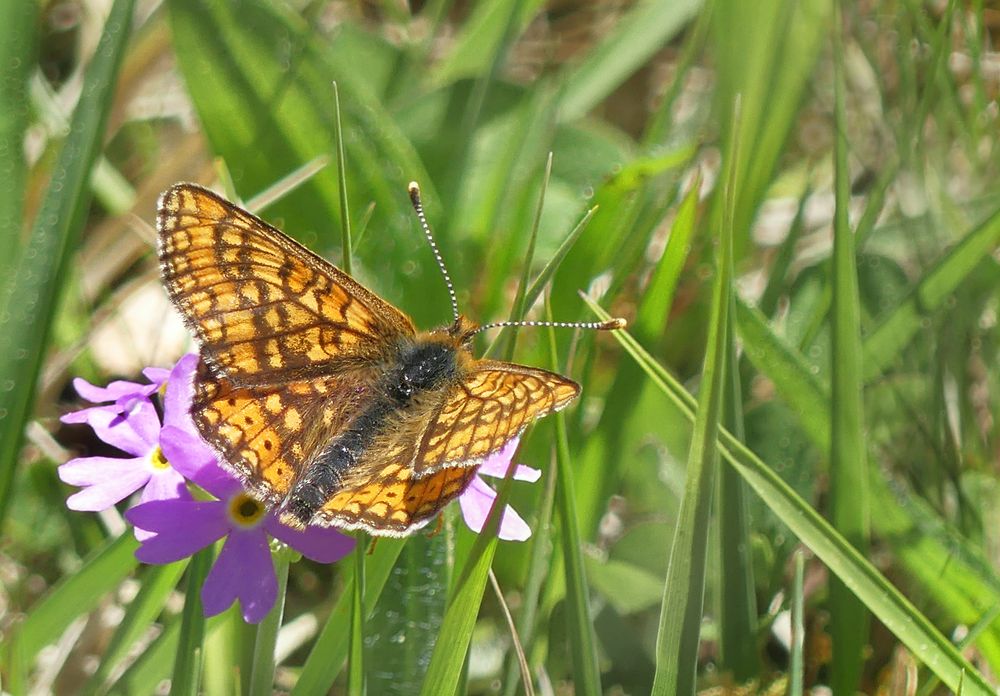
[126,456,355,623]
[458,438,540,542]
[58,355,208,522]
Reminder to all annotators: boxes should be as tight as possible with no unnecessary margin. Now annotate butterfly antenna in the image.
[471,317,626,336]
[408,182,460,324]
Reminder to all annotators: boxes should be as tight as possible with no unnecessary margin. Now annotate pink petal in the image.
[128,500,229,563]
[159,426,223,492]
[58,455,147,486]
[162,354,199,430]
[66,403,159,457]
[72,376,149,404]
[475,438,540,483]
[201,530,276,623]
[265,516,355,563]
[140,467,190,505]
[142,366,171,384]
[458,476,532,542]
[61,457,150,511]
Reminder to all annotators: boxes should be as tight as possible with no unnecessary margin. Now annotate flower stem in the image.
[172,546,212,696]
[347,532,367,696]
[248,549,290,696]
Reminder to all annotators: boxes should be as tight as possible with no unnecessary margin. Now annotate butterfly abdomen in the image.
[277,338,461,529]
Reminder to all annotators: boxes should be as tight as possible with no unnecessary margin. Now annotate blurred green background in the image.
[2,0,1000,694]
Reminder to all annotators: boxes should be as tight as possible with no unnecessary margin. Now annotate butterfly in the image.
[156,182,623,536]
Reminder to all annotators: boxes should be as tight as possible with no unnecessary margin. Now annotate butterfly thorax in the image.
[277,333,470,528]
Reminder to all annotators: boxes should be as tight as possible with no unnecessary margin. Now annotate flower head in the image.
[126,455,354,623]
[58,354,208,519]
[458,437,540,542]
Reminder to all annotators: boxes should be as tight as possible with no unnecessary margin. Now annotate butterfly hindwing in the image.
[313,464,478,536]
[157,183,415,387]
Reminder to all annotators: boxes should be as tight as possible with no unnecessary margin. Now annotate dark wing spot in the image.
[264,440,273,451]
[228,398,237,406]
[244,416,254,425]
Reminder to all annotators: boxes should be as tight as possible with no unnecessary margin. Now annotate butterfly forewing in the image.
[157,184,415,387]
[191,360,378,504]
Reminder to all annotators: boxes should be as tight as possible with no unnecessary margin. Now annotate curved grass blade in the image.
[0,0,135,527]
[583,297,995,696]
[862,204,1000,382]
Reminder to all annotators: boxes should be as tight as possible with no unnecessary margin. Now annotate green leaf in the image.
[0,0,135,526]
[551,325,602,695]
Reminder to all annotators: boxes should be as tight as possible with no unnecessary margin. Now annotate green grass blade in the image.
[0,0,36,269]
[558,0,702,121]
[347,535,366,696]
[633,173,700,344]
[828,28,870,693]
[332,82,353,276]
[548,317,602,695]
[0,0,135,527]
[735,298,830,450]
[171,547,213,696]
[84,560,189,695]
[651,96,736,696]
[862,205,1000,382]
[789,550,805,696]
[4,533,139,691]
[583,297,995,696]
[715,294,757,680]
[293,539,406,694]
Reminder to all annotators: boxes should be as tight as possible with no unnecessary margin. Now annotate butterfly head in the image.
[448,315,480,345]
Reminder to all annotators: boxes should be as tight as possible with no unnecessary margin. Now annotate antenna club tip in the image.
[603,318,627,330]
[408,181,421,200]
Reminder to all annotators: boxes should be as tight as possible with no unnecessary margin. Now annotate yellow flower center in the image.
[150,446,170,470]
[228,492,266,528]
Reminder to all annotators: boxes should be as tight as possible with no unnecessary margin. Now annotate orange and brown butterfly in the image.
[156,182,624,537]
